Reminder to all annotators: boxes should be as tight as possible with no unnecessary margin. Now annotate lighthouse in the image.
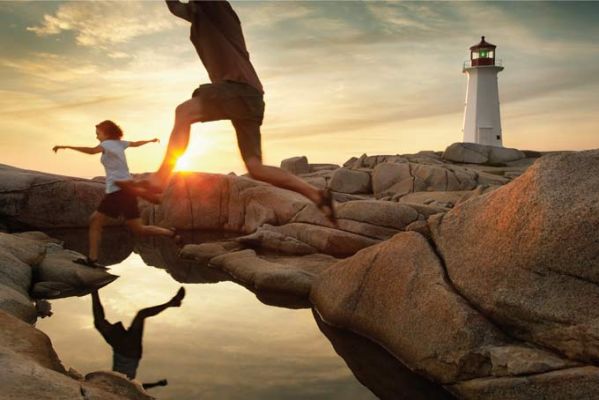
[462,36,504,146]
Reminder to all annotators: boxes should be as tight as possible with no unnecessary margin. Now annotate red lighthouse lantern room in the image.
[470,36,496,66]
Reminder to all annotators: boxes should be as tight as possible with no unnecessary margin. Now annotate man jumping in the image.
[151,0,335,222]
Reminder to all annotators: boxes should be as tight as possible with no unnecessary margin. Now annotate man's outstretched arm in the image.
[165,0,192,22]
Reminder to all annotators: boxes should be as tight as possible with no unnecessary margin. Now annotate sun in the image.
[174,153,195,171]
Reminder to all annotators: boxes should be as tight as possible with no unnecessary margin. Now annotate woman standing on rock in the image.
[53,120,180,268]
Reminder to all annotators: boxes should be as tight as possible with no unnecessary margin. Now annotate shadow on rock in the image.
[314,310,456,400]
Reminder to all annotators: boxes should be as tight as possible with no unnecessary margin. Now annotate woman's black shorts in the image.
[97,189,140,220]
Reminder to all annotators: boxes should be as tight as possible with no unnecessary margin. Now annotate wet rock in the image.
[429,150,599,362]
[449,367,599,400]
[328,168,371,194]
[0,310,65,372]
[0,310,144,400]
[0,285,37,324]
[280,156,310,175]
[0,349,86,400]
[443,143,526,165]
[84,371,154,400]
[33,247,118,299]
[0,250,33,295]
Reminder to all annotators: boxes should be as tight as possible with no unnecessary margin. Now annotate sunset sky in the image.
[1,1,598,178]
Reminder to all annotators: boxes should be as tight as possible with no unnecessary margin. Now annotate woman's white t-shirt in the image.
[100,140,131,193]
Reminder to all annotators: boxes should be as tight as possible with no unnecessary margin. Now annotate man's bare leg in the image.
[245,157,336,223]
[154,98,205,188]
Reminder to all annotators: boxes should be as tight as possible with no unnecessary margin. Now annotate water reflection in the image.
[314,311,456,400]
[36,229,453,399]
[135,234,231,284]
[91,287,185,389]
[135,235,311,309]
[42,227,134,266]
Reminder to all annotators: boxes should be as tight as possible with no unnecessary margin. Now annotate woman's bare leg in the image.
[125,218,174,237]
[89,211,108,261]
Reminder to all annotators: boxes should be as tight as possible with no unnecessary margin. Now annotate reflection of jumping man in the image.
[151,0,335,222]
[91,287,185,387]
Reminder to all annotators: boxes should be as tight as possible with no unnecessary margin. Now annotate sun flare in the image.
[174,153,195,171]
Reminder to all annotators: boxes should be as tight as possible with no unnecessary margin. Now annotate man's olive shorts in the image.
[192,80,265,163]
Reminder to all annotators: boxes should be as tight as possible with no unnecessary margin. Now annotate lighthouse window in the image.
[472,51,479,59]
[480,50,488,58]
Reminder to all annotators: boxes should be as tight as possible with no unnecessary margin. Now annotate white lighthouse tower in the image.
[462,36,504,146]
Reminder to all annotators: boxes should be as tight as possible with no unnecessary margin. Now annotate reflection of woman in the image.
[91,287,185,385]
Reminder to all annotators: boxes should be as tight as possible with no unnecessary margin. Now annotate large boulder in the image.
[345,154,407,169]
[280,156,310,175]
[33,246,119,299]
[148,173,329,233]
[429,150,599,362]
[0,285,37,324]
[336,200,419,230]
[314,311,455,400]
[0,310,65,372]
[210,249,337,297]
[311,232,576,385]
[239,223,379,258]
[328,168,371,194]
[372,162,478,196]
[0,310,153,400]
[0,232,118,303]
[443,143,526,165]
[0,233,47,322]
[0,164,105,228]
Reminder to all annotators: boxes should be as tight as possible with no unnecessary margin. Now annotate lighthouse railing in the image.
[463,59,503,69]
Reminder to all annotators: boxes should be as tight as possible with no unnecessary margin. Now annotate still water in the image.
[36,229,453,400]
